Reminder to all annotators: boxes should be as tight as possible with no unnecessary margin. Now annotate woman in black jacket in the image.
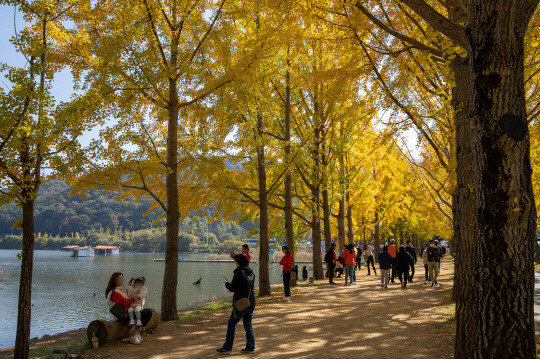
[217,253,256,353]
[397,246,413,288]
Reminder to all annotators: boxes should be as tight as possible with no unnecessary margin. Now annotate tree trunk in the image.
[161,76,180,321]
[322,188,333,251]
[373,209,380,262]
[337,196,346,245]
[469,3,537,356]
[284,65,296,287]
[346,199,354,244]
[257,114,271,295]
[311,126,324,280]
[14,198,35,359]
[451,55,477,359]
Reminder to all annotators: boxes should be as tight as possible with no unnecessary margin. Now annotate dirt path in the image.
[85,259,455,359]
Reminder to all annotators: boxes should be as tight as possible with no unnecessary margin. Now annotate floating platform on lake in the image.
[152,258,313,264]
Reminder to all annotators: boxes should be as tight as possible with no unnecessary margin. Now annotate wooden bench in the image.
[87,308,159,346]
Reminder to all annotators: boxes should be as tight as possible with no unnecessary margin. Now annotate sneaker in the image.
[285,296,291,301]
[352,281,357,285]
[425,280,429,284]
[136,333,143,342]
[409,278,413,283]
[129,335,141,345]
[380,284,384,287]
[216,348,232,353]
[282,296,287,301]
[241,347,255,353]
[344,283,348,286]
[431,283,434,287]
[136,319,142,326]
[129,319,135,325]
[434,281,438,286]
[384,285,388,288]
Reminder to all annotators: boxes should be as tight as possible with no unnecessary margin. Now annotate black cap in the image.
[406,240,411,244]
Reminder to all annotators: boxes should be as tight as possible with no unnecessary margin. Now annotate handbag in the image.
[234,280,253,312]
[109,291,129,320]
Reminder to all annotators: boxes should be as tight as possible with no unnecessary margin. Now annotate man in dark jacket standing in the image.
[405,240,417,282]
[217,253,256,353]
[324,243,337,285]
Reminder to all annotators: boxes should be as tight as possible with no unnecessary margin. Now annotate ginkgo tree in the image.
[68,0,236,321]
[0,0,101,357]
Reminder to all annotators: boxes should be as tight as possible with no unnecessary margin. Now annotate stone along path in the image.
[85,260,455,359]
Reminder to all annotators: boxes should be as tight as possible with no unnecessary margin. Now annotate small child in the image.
[127,277,148,326]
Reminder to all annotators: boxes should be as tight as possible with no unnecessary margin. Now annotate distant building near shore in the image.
[68,245,120,257]
[94,246,120,256]
[62,245,79,252]
[70,246,95,257]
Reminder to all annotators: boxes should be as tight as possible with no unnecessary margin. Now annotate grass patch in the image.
[177,299,232,321]
[11,337,92,359]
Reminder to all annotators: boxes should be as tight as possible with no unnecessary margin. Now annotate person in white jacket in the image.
[127,277,148,326]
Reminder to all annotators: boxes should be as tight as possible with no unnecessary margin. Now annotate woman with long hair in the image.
[105,272,141,344]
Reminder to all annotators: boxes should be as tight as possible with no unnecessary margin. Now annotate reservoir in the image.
[0,250,302,349]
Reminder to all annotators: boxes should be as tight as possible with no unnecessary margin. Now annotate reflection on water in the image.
[0,250,305,349]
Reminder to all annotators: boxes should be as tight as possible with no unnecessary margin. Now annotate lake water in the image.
[0,250,299,349]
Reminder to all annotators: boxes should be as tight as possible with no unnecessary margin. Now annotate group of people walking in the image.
[104,239,445,353]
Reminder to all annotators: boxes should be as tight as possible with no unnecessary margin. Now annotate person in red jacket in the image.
[232,244,251,264]
[279,246,293,301]
[388,239,398,283]
[105,272,141,344]
[342,243,357,286]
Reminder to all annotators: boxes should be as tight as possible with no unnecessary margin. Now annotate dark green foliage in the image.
[0,180,251,252]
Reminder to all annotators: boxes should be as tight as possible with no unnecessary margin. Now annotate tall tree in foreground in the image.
[399,0,538,356]
[0,1,97,356]
[71,0,231,321]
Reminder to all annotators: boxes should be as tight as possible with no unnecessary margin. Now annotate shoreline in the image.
[0,280,292,358]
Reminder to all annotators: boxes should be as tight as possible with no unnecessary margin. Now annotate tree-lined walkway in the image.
[85,260,455,359]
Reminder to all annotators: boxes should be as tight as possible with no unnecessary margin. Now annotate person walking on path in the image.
[378,246,392,288]
[343,243,357,286]
[388,239,398,283]
[422,244,430,284]
[302,266,308,281]
[362,243,377,275]
[279,246,293,301]
[426,239,440,286]
[355,244,363,272]
[397,245,413,288]
[405,240,417,282]
[324,243,337,284]
[217,253,256,354]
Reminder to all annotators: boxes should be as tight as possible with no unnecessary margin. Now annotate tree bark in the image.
[346,190,354,244]
[322,188,333,251]
[14,198,35,359]
[257,113,271,295]
[161,74,180,321]
[469,2,537,356]
[451,55,477,359]
[373,209,380,262]
[283,64,295,287]
[311,125,324,280]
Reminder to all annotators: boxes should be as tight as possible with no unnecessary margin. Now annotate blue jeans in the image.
[381,268,390,286]
[221,306,255,351]
[344,264,355,284]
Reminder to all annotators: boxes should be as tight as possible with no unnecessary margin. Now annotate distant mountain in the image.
[0,180,248,238]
